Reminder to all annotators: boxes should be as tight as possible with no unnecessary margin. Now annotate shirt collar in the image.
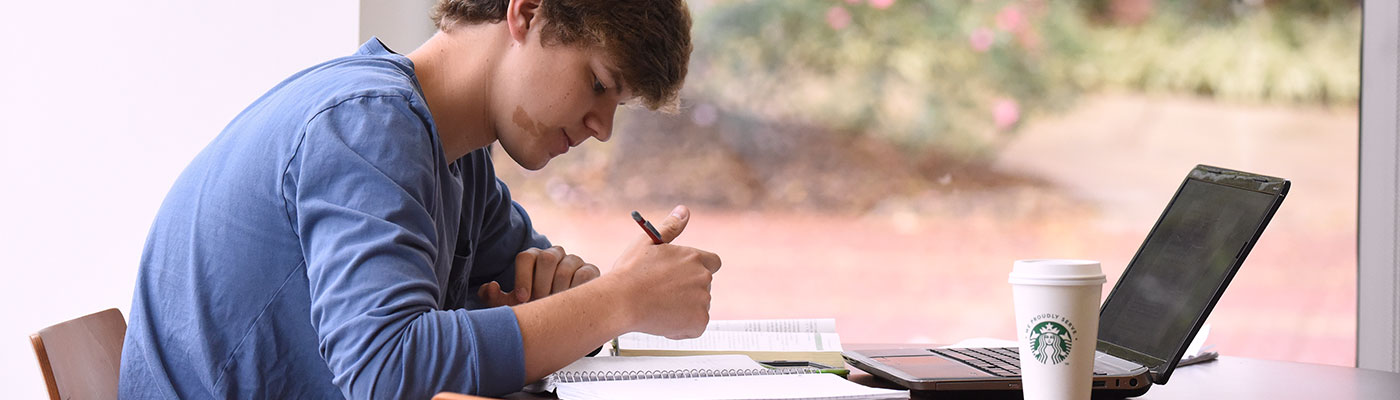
[356,36,397,56]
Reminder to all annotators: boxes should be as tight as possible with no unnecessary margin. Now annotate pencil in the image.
[631,211,664,244]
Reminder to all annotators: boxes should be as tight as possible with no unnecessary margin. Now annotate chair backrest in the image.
[432,392,498,400]
[30,308,127,400]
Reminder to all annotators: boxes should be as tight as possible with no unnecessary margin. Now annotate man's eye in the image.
[592,77,606,94]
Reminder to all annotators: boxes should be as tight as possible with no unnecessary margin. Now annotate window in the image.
[498,0,1359,366]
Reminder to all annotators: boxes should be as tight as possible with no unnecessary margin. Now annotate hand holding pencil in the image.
[611,205,723,339]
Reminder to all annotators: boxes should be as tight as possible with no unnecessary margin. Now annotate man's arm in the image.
[293,96,527,398]
[455,152,553,309]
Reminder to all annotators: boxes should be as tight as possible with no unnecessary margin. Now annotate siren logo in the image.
[1025,315,1077,365]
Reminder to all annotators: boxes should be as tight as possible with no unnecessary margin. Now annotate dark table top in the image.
[499,348,1400,399]
[845,354,1400,399]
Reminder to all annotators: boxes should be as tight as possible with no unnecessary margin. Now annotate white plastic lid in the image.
[1008,259,1107,286]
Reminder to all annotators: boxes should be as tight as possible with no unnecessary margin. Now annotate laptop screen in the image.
[1098,168,1285,378]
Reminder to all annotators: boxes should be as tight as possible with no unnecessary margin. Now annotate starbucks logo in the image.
[1028,320,1074,365]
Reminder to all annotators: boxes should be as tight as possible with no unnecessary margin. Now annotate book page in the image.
[617,331,841,352]
[705,318,837,333]
[555,373,907,400]
[554,354,764,377]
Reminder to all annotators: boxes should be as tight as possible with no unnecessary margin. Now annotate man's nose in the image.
[583,103,617,142]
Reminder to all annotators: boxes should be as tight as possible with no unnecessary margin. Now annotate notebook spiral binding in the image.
[553,366,820,383]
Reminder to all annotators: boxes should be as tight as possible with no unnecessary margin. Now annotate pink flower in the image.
[868,0,895,10]
[995,5,1025,32]
[969,28,994,52]
[993,98,1020,130]
[827,6,852,30]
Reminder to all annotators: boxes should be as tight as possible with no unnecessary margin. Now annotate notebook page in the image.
[537,355,768,392]
[556,373,907,400]
[705,319,838,333]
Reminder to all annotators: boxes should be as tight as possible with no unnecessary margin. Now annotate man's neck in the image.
[407,27,503,161]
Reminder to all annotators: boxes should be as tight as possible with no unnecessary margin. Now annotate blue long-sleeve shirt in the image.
[119,38,549,399]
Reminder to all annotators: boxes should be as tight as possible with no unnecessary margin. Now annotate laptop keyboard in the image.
[932,347,1109,378]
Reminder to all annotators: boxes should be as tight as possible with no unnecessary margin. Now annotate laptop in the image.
[844,165,1289,399]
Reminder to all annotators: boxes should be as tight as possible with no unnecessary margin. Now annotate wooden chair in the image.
[432,392,499,400]
[30,308,127,400]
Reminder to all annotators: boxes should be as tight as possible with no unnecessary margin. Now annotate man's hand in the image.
[477,246,600,307]
[610,205,722,339]
[507,204,722,383]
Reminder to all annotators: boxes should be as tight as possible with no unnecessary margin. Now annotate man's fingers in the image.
[476,281,494,303]
[533,246,565,299]
[696,249,722,274]
[553,254,584,294]
[571,264,600,288]
[650,205,691,244]
[477,281,521,308]
[514,249,538,302]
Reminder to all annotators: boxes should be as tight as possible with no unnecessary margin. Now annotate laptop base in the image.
[906,387,1151,400]
[846,349,1153,400]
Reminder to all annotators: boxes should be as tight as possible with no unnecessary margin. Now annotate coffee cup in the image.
[1009,259,1107,400]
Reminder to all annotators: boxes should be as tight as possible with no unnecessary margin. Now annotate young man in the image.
[119,0,718,398]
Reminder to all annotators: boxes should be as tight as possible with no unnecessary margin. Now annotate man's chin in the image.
[520,157,550,171]
[504,150,550,171]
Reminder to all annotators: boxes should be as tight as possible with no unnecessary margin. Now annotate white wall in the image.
[361,0,437,52]
[1359,0,1400,373]
[0,2,358,398]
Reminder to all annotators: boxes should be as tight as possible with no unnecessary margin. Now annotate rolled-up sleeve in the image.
[289,94,524,398]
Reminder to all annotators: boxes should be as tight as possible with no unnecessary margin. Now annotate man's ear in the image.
[505,0,543,44]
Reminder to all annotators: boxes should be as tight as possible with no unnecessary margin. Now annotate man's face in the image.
[494,30,631,171]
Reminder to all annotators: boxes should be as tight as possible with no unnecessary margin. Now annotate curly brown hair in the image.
[431,0,692,113]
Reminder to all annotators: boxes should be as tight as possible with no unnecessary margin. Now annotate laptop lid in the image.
[1095,165,1289,385]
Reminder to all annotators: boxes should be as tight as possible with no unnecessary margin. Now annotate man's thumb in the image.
[653,205,690,243]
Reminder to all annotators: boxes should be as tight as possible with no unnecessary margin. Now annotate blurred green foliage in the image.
[1082,1,1359,105]
[682,0,1359,157]
[687,0,1085,159]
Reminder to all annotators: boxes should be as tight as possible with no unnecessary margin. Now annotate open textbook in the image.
[539,355,906,400]
[613,318,845,368]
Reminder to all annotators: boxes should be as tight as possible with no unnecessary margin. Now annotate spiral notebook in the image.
[536,355,906,400]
